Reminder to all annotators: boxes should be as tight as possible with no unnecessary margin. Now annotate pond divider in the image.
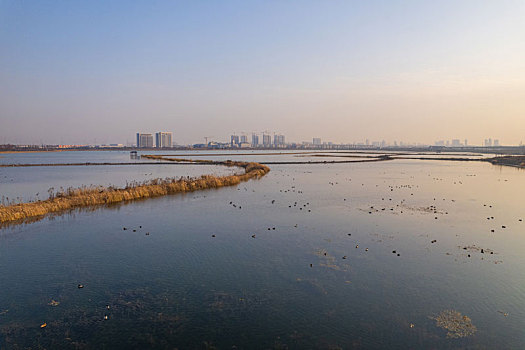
[0,156,270,224]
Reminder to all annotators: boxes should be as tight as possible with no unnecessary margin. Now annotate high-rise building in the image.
[493,139,500,147]
[313,138,321,146]
[451,139,461,147]
[136,133,154,148]
[155,132,172,148]
[464,139,468,147]
[262,134,271,146]
[273,134,285,146]
[252,134,259,147]
[231,135,240,146]
[240,135,248,144]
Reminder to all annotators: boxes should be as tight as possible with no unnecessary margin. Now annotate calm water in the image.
[1,151,524,349]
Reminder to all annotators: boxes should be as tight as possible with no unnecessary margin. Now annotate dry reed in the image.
[0,157,270,224]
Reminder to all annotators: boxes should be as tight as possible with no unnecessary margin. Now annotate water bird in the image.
[212,234,216,237]
[356,245,359,248]
[251,234,256,238]
[342,256,347,259]
[40,323,47,328]
[145,232,150,236]
[78,284,84,289]
[104,315,108,320]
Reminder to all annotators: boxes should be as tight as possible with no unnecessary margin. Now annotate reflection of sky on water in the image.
[0,152,524,348]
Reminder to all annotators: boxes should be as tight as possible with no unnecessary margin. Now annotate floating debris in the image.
[430,310,477,338]
[48,300,60,307]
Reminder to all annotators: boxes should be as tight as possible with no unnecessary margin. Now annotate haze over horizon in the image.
[1,0,524,146]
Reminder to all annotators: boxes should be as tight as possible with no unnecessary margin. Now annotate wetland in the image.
[0,150,524,349]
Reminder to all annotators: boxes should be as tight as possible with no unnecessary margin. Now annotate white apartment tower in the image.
[137,133,154,148]
[155,132,172,148]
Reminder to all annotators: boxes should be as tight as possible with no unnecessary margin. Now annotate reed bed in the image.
[0,157,270,224]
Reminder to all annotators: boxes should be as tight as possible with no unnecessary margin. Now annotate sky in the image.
[1,0,524,146]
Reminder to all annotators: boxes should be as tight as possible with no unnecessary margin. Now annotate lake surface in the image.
[1,151,524,349]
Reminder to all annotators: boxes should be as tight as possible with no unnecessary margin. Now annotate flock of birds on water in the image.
[2,156,523,339]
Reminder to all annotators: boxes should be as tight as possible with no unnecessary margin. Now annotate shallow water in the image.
[0,151,524,349]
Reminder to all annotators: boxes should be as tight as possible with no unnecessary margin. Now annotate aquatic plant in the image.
[0,157,270,224]
[430,310,477,338]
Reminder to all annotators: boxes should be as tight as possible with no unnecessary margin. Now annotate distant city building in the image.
[435,140,445,146]
[240,135,248,144]
[252,134,259,147]
[231,135,240,146]
[493,139,500,147]
[313,138,321,146]
[136,133,153,148]
[484,138,493,147]
[464,139,468,147]
[451,139,461,147]
[155,132,172,148]
[262,134,271,146]
[274,134,285,146]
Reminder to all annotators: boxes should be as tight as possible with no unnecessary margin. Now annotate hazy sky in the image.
[1,0,524,145]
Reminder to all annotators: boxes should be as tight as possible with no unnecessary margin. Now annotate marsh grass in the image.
[0,157,270,224]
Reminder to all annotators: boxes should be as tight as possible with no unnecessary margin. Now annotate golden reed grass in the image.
[0,156,270,224]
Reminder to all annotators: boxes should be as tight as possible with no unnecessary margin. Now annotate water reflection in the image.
[0,152,525,348]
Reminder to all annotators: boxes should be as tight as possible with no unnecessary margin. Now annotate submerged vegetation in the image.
[430,310,477,339]
[0,156,270,224]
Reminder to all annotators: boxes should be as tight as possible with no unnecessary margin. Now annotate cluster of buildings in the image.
[433,138,501,147]
[434,139,468,147]
[229,133,286,148]
[136,132,173,148]
[483,138,500,147]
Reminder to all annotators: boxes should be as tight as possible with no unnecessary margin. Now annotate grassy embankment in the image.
[0,156,269,224]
